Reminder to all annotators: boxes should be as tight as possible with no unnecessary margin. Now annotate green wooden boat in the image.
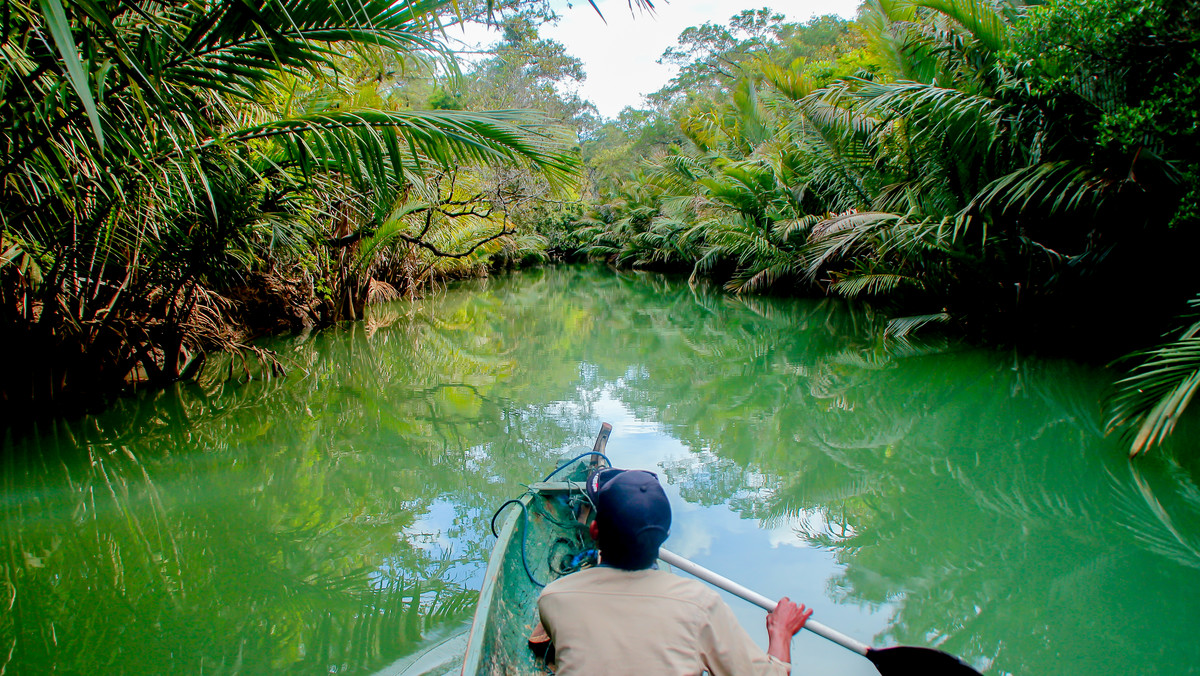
[461,424,612,676]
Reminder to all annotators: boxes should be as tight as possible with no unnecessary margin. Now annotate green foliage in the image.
[0,0,581,415]
[7,266,1200,673]
[1107,296,1200,456]
[651,10,856,107]
[463,14,595,128]
[429,87,466,110]
[1003,0,1200,227]
[571,0,1200,454]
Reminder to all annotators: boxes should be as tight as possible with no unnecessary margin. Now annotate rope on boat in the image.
[550,542,598,575]
[541,451,612,482]
[487,451,613,588]
[490,498,549,587]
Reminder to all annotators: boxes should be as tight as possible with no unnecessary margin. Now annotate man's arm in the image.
[700,594,810,676]
[766,597,813,664]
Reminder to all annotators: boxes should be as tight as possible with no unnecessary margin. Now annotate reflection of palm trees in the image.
[8,266,1200,675]
[2,417,486,674]
[1112,460,1200,570]
[0,272,631,673]
[756,359,1200,675]
[542,272,1200,675]
[660,452,750,508]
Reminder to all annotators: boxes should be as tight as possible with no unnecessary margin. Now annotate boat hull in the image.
[462,483,587,675]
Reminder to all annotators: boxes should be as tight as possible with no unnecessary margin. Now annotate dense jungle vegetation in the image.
[2,0,1198,456]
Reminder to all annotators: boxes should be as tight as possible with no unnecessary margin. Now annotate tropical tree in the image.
[574,0,1200,452]
[804,0,1200,450]
[1107,296,1200,456]
[575,13,877,293]
[0,0,579,417]
[651,10,856,108]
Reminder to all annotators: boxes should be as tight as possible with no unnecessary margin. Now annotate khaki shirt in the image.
[537,566,791,676]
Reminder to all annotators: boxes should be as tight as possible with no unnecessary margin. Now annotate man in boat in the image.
[536,467,812,675]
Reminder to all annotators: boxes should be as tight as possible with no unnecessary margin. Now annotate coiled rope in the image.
[487,451,612,587]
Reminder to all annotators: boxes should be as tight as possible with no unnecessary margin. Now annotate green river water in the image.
[4,265,1200,675]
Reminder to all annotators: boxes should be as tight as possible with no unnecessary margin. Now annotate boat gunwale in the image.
[461,490,533,675]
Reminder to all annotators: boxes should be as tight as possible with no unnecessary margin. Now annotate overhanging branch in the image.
[397,225,516,259]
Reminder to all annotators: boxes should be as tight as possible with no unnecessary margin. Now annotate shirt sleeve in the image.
[536,588,558,640]
[698,596,791,676]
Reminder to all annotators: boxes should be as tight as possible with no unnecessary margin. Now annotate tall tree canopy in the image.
[571,0,1200,455]
[0,0,578,415]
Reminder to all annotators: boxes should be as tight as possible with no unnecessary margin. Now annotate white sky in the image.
[448,0,862,118]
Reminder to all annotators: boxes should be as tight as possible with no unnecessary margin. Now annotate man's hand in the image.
[766,597,813,664]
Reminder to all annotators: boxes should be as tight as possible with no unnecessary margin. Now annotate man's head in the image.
[586,468,671,570]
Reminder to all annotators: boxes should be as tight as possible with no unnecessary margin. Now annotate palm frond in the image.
[973,160,1114,215]
[800,82,882,136]
[884,312,950,340]
[802,212,906,278]
[830,273,911,298]
[1112,464,1200,568]
[913,0,1012,52]
[220,108,579,189]
[853,80,1007,154]
[1107,332,1200,457]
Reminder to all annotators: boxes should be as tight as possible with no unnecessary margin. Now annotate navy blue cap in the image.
[587,468,671,569]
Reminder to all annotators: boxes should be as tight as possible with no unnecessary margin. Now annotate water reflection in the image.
[2,265,1199,675]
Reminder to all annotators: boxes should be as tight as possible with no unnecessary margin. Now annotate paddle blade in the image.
[866,646,984,676]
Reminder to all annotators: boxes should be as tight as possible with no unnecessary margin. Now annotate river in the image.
[3,265,1199,675]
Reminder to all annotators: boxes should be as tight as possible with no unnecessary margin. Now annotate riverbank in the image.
[0,256,539,428]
